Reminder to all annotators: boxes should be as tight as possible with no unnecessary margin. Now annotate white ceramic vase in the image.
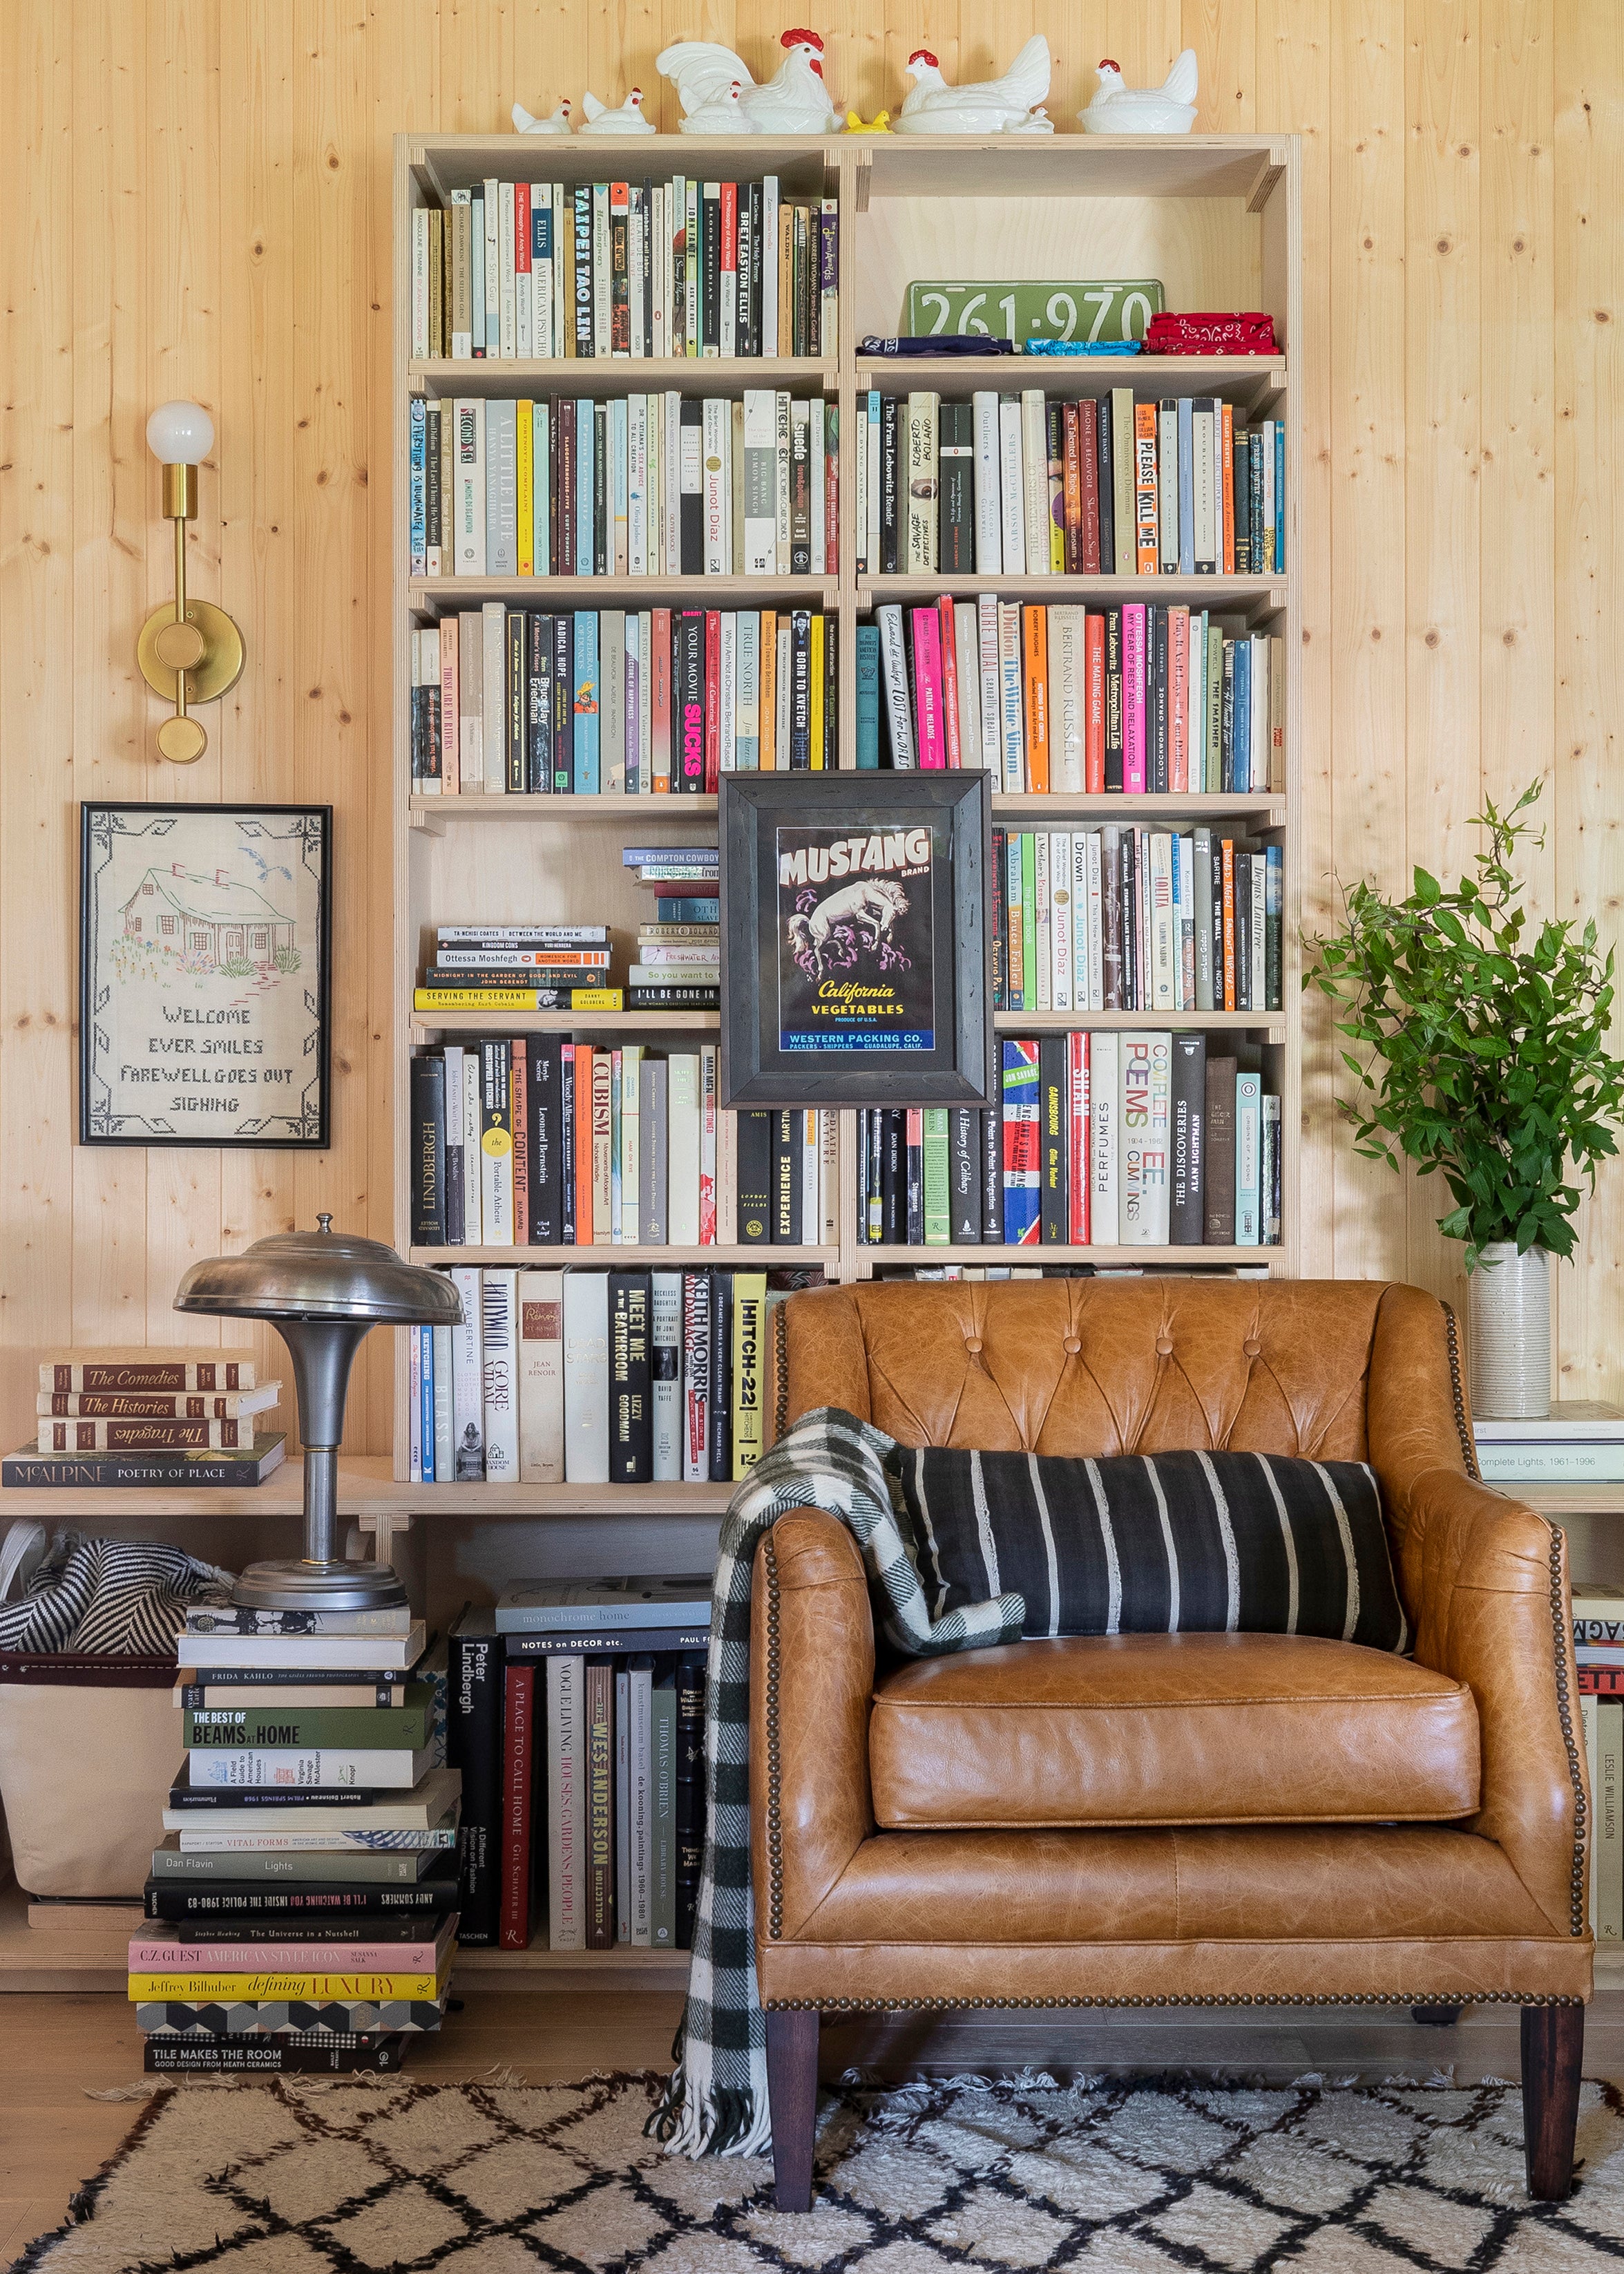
[1468,1242,1551,1421]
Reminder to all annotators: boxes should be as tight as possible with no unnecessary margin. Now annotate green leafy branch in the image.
[1303,781,1624,1270]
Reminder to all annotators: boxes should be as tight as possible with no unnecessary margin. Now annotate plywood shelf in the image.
[410,357,837,399]
[854,355,1287,404]
[410,794,717,821]
[410,575,837,609]
[410,1012,718,1038]
[411,792,1280,824]
[993,1010,1284,1035]
[859,573,1286,609]
[410,1246,831,1268]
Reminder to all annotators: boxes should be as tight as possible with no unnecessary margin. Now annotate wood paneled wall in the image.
[0,0,1618,1456]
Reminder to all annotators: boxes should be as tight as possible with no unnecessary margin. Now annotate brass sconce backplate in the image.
[137,598,246,709]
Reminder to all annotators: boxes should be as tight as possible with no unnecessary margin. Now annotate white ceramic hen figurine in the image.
[1078,50,1199,135]
[580,88,656,135]
[895,35,1051,135]
[678,79,747,135]
[510,98,572,135]
[657,29,839,135]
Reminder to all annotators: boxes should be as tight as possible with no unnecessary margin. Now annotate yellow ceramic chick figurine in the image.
[843,108,891,133]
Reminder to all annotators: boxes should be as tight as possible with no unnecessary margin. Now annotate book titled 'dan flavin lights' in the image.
[3,1349,285,1488]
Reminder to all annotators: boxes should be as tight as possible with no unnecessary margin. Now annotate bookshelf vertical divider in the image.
[393,130,1302,1488]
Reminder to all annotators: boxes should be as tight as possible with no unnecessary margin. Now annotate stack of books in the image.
[410,1036,837,1250]
[627,845,718,892]
[859,1036,1281,1250]
[450,1580,710,1952]
[992,825,1283,1017]
[415,391,839,580]
[138,1607,459,2073]
[414,923,620,1015]
[1475,1403,1624,1485]
[857,598,1281,791]
[852,388,1284,579]
[411,1263,821,1486]
[408,176,837,364]
[3,1349,285,1490]
[1576,1583,1624,1943]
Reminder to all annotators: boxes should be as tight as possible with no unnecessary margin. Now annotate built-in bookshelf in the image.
[393,129,1301,1490]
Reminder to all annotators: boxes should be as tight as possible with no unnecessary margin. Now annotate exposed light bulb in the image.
[146,400,215,466]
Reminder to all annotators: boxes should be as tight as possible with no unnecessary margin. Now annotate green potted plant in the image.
[1305,783,1624,1419]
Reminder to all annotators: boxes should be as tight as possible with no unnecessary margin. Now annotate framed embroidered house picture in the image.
[79,803,332,1148]
[719,771,993,1108]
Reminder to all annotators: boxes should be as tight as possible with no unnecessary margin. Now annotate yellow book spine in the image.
[413,987,625,1012]
[128,1969,444,2001]
[515,399,533,576]
[758,612,777,770]
[809,614,825,770]
[730,1273,767,1480]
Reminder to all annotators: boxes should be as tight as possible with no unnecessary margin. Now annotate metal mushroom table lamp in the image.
[174,1216,462,1612]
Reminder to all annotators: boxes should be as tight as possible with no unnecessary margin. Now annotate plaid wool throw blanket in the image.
[651,1406,1022,2159]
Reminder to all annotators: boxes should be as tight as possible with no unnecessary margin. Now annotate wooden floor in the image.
[6,1985,1624,2268]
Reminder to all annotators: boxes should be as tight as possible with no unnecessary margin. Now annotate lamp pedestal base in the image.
[230,1556,408,1613]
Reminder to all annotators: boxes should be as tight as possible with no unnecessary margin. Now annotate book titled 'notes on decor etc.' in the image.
[3,1349,286,1488]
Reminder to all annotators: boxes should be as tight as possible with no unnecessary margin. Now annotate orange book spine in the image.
[1133,401,1159,576]
[574,1045,595,1247]
[1221,840,1237,1010]
[1221,403,1235,574]
[1084,612,1105,793]
[1022,606,1049,793]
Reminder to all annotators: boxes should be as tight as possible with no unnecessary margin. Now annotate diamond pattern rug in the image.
[15,2068,1624,2272]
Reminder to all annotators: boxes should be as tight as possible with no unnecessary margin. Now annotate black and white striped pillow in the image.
[0,1533,233,1656]
[891,1447,1408,1654]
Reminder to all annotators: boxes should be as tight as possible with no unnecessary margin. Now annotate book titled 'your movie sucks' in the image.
[775,825,937,1056]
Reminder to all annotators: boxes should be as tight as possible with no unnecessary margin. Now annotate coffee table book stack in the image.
[137,1604,457,2074]
[5,1349,285,1490]
[393,129,1301,1507]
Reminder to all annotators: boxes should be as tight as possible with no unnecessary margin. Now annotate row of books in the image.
[140,1607,456,2072]
[991,826,1283,1016]
[410,606,839,797]
[412,1036,839,1249]
[857,1034,1281,1248]
[1577,1586,1624,1940]
[450,1588,711,1951]
[859,598,1283,793]
[6,1349,286,1490]
[410,1267,817,1485]
[413,393,839,578]
[410,177,837,363]
[852,389,1285,580]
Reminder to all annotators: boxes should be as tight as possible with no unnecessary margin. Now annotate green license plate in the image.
[904,278,1165,347]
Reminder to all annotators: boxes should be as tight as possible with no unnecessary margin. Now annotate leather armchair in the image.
[751,1280,1590,2208]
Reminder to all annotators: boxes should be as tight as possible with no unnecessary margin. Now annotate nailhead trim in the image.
[1442,1302,1480,1479]
[774,1299,790,1445]
[764,1989,1584,2012]
[764,1526,785,1941]
[1542,1517,1589,1937]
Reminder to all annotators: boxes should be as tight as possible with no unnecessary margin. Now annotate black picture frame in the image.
[720,772,994,1108]
[79,802,333,1148]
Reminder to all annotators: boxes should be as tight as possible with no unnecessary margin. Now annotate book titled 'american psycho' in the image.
[774,824,937,1056]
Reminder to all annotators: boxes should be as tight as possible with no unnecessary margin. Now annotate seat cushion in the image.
[868,1633,1480,1828]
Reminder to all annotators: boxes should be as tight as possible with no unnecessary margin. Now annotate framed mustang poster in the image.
[719,773,993,1108]
[79,802,332,1148]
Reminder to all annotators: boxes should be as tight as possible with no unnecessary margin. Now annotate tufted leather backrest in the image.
[783,1279,1418,1461]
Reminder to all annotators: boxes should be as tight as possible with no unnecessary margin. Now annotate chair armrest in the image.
[1387,1463,1587,1942]
[749,1508,875,1945]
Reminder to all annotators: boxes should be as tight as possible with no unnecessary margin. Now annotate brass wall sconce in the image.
[138,401,245,764]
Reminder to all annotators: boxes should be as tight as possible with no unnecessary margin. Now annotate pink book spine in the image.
[651,608,671,790]
[1168,606,1188,793]
[1123,603,1147,794]
[515,182,531,281]
[910,606,946,769]
[937,596,962,768]
[439,616,460,795]
[1067,1030,1089,1244]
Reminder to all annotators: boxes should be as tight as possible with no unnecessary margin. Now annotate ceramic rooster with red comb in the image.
[656,29,839,134]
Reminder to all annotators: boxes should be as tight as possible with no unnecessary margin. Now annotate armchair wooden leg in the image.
[765,2008,819,2212]
[1522,2003,1583,2202]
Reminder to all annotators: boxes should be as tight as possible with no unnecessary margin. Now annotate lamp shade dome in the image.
[173,1216,462,1326]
